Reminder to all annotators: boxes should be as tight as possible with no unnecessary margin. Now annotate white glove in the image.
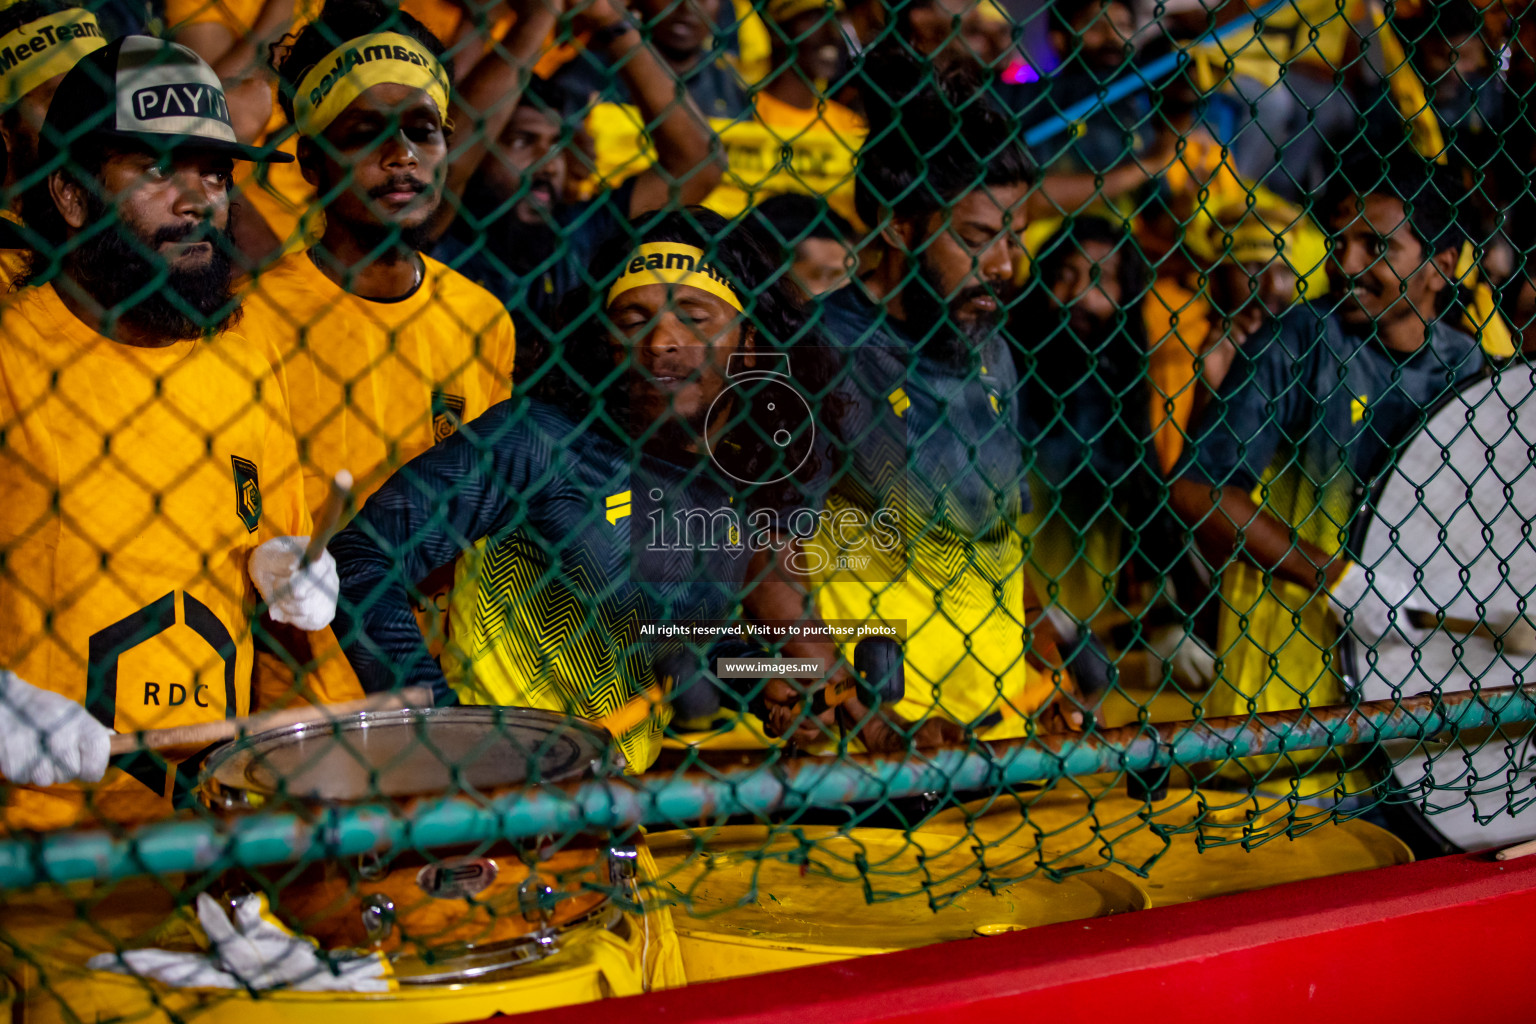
[249,536,339,632]
[1328,561,1420,646]
[88,894,391,992]
[1146,624,1217,689]
[0,669,111,786]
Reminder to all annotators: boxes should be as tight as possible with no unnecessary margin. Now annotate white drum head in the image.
[1350,366,1536,850]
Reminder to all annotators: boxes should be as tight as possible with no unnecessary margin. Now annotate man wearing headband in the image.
[330,211,869,771]
[165,0,561,266]
[0,38,331,828]
[803,61,1086,741]
[239,0,515,706]
[0,0,106,285]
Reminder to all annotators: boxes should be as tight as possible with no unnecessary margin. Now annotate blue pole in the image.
[1023,0,1293,148]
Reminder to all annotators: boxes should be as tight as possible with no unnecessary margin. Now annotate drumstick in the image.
[107,685,433,756]
[302,469,354,567]
[1406,610,1536,654]
[1495,837,1536,861]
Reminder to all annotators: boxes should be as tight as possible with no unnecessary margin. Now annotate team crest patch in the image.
[231,456,262,533]
[605,490,632,524]
[432,391,467,443]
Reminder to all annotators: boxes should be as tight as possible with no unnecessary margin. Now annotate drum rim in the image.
[199,705,615,802]
[391,900,626,985]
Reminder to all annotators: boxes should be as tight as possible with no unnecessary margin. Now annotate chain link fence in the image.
[0,0,1533,1013]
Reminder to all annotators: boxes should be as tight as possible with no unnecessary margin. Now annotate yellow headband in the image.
[294,32,450,138]
[607,243,745,312]
[0,10,105,110]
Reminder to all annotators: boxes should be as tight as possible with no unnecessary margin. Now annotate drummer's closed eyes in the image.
[330,211,865,772]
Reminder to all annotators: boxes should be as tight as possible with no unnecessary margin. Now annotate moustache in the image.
[1337,275,1385,298]
[952,282,1019,311]
[366,177,430,200]
[634,361,696,383]
[149,220,222,248]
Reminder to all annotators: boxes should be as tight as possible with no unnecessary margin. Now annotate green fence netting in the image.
[0,0,1534,1011]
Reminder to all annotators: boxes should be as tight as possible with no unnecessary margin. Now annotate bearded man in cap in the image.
[0,37,331,830]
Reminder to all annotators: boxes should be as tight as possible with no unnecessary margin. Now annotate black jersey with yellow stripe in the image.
[814,285,1032,586]
[1178,307,1486,554]
[804,287,1053,734]
[331,398,757,771]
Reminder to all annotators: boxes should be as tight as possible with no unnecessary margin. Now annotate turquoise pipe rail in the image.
[2,685,1532,889]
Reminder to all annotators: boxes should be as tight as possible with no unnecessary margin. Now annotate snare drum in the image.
[5,877,658,1024]
[647,825,1147,982]
[200,706,624,982]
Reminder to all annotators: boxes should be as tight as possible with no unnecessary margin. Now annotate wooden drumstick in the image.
[302,469,354,567]
[1495,837,1536,861]
[1406,610,1536,655]
[107,685,434,756]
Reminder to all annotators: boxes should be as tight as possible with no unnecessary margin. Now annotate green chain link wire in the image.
[1,0,1533,1007]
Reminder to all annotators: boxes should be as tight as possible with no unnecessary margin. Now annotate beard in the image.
[66,192,240,341]
[902,249,1017,370]
[626,371,709,458]
[460,170,557,275]
[329,175,443,259]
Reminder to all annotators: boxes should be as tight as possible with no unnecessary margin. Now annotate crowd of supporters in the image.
[0,0,1531,831]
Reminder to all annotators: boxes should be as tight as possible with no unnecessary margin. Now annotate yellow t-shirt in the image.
[241,252,516,704]
[1142,274,1211,476]
[0,284,310,831]
[584,92,866,226]
[723,91,865,226]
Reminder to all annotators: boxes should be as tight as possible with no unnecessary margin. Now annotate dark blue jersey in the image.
[330,397,759,769]
[805,287,1048,733]
[816,285,1032,581]
[1177,306,1486,554]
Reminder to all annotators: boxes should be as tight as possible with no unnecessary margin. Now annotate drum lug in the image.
[607,845,639,884]
[531,928,561,956]
[518,874,563,955]
[518,875,557,927]
[357,853,386,881]
[360,893,396,944]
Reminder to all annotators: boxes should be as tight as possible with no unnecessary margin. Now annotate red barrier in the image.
[507,852,1536,1024]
